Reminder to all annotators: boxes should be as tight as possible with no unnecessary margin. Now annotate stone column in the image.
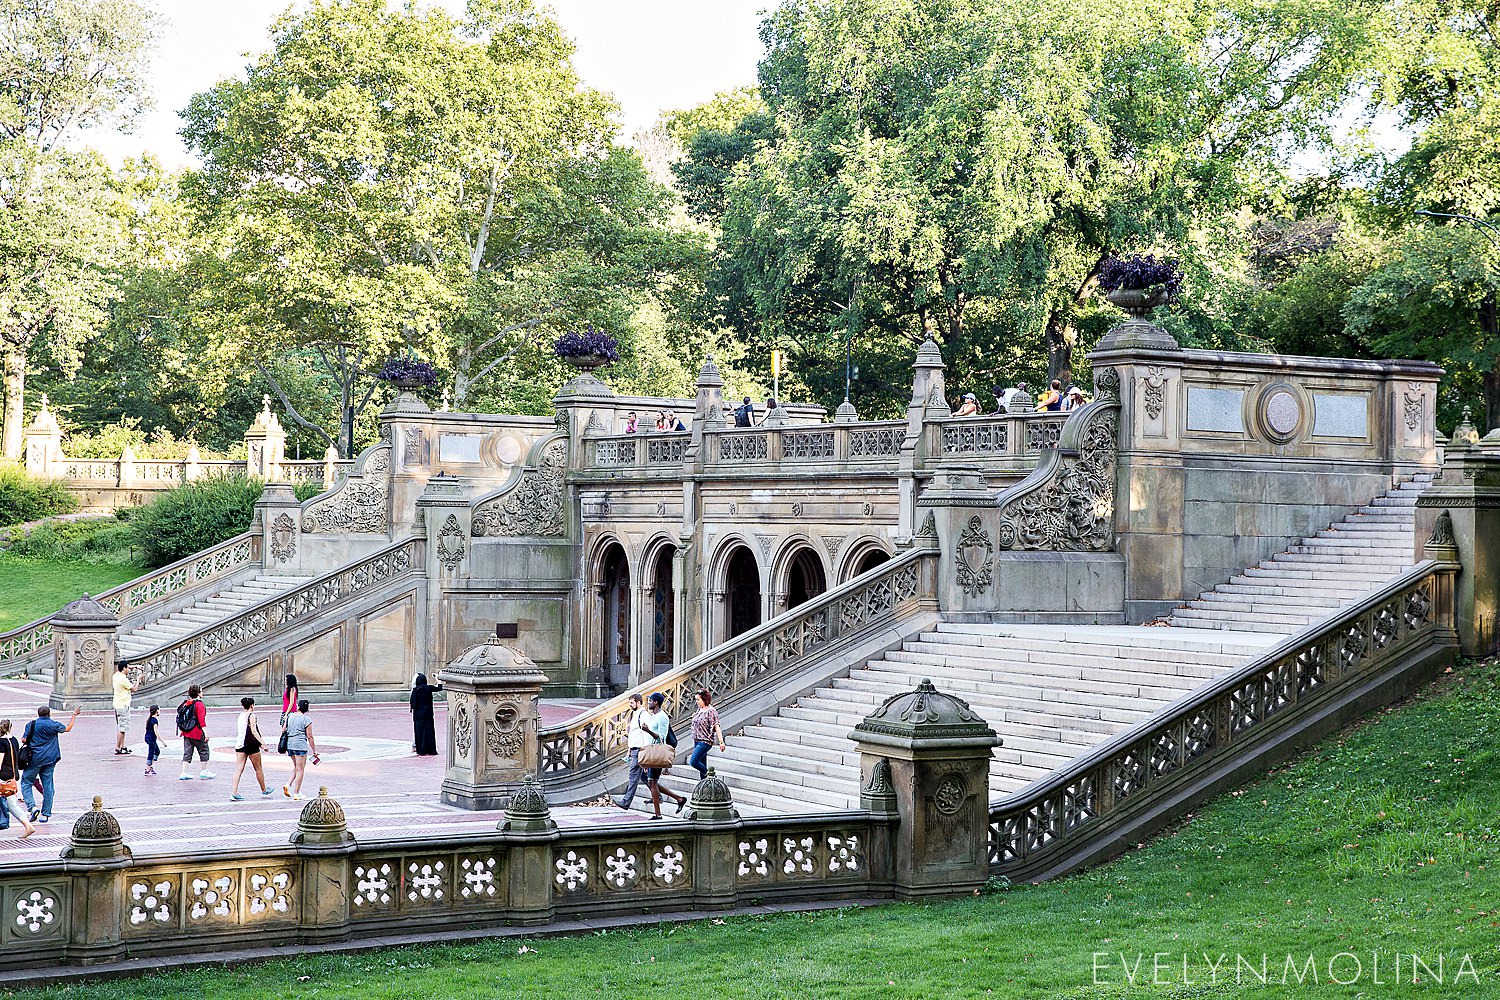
[900,325,950,543]
[416,475,470,662]
[850,679,1000,899]
[255,482,303,576]
[50,595,118,710]
[23,394,64,476]
[243,395,286,479]
[497,776,557,925]
[438,632,549,810]
[1415,434,1500,655]
[689,768,741,910]
[290,787,356,944]
[62,797,129,966]
[916,469,996,614]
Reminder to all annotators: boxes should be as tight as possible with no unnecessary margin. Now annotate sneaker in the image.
[27,809,38,822]
[38,816,48,824]
[261,789,275,797]
[198,771,216,780]
[178,774,193,781]
[230,794,244,801]
[291,793,305,801]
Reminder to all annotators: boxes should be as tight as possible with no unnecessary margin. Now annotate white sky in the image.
[80,0,769,167]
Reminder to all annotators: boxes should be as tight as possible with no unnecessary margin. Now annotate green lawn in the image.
[0,557,145,631]
[27,661,1500,999]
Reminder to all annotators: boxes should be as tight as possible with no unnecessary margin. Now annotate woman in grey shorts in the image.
[280,700,320,801]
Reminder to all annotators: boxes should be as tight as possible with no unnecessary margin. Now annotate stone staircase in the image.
[112,574,313,663]
[1166,474,1429,635]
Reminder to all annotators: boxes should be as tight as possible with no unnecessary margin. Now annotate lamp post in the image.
[1415,209,1500,248]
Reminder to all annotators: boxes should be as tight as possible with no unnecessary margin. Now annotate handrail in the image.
[536,545,938,787]
[986,559,1455,876]
[130,537,422,691]
[0,531,262,669]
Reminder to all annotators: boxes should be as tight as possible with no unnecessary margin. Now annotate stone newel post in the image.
[438,631,549,810]
[1415,428,1500,655]
[255,482,302,575]
[850,679,1000,899]
[23,394,64,476]
[244,395,286,479]
[50,595,119,709]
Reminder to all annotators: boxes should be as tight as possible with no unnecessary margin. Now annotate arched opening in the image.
[784,547,827,609]
[723,545,762,641]
[649,546,675,674]
[852,547,890,579]
[596,542,631,688]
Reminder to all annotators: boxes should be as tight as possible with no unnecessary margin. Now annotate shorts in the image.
[287,749,308,757]
[114,707,132,733]
[181,736,210,762]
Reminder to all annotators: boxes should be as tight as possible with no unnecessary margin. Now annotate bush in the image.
[293,481,327,502]
[0,466,79,527]
[2,516,142,566]
[129,475,263,566]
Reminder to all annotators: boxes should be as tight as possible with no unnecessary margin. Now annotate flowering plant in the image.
[377,358,438,387]
[1097,254,1184,299]
[552,326,620,362]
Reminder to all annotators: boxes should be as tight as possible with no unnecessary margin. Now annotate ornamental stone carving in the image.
[1094,365,1121,404]
[955,516,993,597]
[1404,382,1424,431]
[486,699,525,759]
[1429,509,1455,546]
[471,439,567,537]
[292,787,352,845]
[454,702,473,759]
[1142,366,1167,419]
[65,796,125,859]
[436,513,465,569]
[996,405,1118,552]
[269,512,297,562]
[302,445,391,533]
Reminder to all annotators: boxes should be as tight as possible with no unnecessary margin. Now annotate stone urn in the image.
[560,353,613,376]
[1104,287,1170,320]
[1095,287,1180,352]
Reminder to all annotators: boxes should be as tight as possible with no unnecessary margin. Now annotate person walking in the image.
[280,673,299,727]
[19,705,81,824]
[641,692,686,819]
[229,697,275,801]
[143,705,161,775]
[177,684,214,781]
[612,694,650,811]
[280,700,319,800]
[410,673,444,756]
[112,661,138,755]
[0,721,36,839]
[687,689,726,780]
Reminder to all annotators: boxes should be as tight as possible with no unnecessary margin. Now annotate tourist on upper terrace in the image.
[177,684,214,781]
[992,386,1007,414]
[734,396,754,427]
[1062,385,1087,411]
[612,693,650,812]
[281,700,319,800]
[230,697,275,801]
[410,673,444,756]
[1000,381,1028,409]
[1038,379,1065,411]
[0,720,37,839]
[759,398,779,424]
[112,660,139,756]
[641,692,687,818]
[624,411,638,433]
[20,704,82,823]
[666,410,686,431]
[954,393,981,416]
[688,689,726,780]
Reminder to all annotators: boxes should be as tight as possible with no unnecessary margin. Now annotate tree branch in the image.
[256,363,337,451]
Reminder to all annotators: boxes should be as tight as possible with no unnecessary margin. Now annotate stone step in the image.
[860,667,1185,715]
[1223,577,1375,595]
[871,655,1199,699]
[1172,617,1302,634]
[831,676,1154,728]
[1171,605,1321,626]
[1240,565,1392,582]
[930,622,1267,655]
[883,645,1215,685]
[915,631,1248,669]
[1268,551,1405,567]
[1190,590,1348,609]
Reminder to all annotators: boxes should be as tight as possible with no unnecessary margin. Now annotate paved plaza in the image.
[0,680,681,864]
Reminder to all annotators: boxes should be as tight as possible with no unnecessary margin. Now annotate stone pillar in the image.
[1415,435,1500,656]
[290,787,356,943]
[417,475,469,662]
[184,443,201,481]
[255,482,303,576]
[498,776,557,925]
[916,469,996,614]
[62,797,128,966]
[438,632,549,810]
[118,445,136,487]
[244,395,286,480]
[689,768,741,910]
[900,327,950,543]
[693,354,727,431]
[50,595,118,709]
[322,443,341,488]
[850,679,1000,899]
[23,393,64,476]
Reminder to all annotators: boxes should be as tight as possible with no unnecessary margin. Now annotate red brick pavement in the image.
[0,679,687,865]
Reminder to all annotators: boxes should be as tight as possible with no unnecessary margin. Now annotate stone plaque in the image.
[439,433,482,463]
[291,628,340,686]
[1312,393,1369,438]
[358,600,413,685]
[1185,387,1245,433]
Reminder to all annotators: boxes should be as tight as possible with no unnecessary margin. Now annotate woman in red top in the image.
[281,674,299,726]
[687,689,726,780]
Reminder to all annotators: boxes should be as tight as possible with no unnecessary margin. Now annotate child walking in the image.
[143,705,161,775]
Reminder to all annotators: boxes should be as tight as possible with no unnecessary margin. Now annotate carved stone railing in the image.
[129,538,422,692]
[929,412,1071,460]
[706,420,906,470]
[0,533,262,674]
[991,397,1119,551]
[536,547,938,793]
[300,443,392,534]
[986,561,1456,882]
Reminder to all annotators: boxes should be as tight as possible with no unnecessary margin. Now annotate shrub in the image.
[1097,253,1184,298]
[129,475,262,566]
[3,516,142,566]
[293,481,326,502]
[0,465,79,527]
[552,326,620,361]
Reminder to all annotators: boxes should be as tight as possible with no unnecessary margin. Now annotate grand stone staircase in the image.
[644,475,1429,815]
[113,574,313,662]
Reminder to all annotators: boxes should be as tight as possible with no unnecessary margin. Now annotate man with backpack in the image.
[177,685,214,781]
[733,396,754,427]
[19,704,82,824]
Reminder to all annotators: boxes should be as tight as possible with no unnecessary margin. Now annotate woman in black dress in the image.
[410,673,444,756]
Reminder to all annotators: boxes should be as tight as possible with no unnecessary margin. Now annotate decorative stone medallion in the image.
[1260,386,1302,442]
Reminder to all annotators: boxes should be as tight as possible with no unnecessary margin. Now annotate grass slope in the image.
[0,558,145,632]
[26,662,1500,999]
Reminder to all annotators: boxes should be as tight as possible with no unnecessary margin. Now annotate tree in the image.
[180,0,702,454]
[0,0,155,458]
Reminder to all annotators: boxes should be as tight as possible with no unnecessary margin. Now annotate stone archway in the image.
[784,546,827,609]
[840,541,892,583]
[649,545,675,674]
[596,541,631,689]
[723,545,762,641]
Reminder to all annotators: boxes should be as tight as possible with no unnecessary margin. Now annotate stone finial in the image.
[860,758,898,813]
[64,796,127,859]
[834,398,859,423]
[1451,406,1480,447]
[852,678,1001,751]
[447,631,541,675]
[914,328,945,370]
[688,767,738,822]
[697,353,723,386]
[51,594,117,628]
[500,775,554,832]
[291,787,352,845]
[28,393,60,432]
[441,388,451,412]
[1007,388,1034,413]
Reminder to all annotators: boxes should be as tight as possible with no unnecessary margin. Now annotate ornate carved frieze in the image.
[955,516,993,597]
[1093,366,1121,403]
[1403,382,1424,431]
[436,514,465,569]
[471,439,567,537]
[269,512,296,562]
[302,446,391,534]
[1142,367,1167,420]
[996,403,1119,552]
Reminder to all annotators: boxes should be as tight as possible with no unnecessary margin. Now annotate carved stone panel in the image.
[471,439,567,537]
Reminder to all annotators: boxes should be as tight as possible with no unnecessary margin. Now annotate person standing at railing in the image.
[1038,379,1064,411]
[991,385,1008,415]
[688,689,726,780]
[1000,382,1028,410]
[624,412,638,434]
[1061,385,1087,411]
[410,673,444,756]
[734,396,754,427]
[954,393,981,416]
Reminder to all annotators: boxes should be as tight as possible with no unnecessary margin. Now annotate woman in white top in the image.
[230,697,275,801]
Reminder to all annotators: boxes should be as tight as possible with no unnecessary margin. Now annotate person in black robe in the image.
[410,673,444,756]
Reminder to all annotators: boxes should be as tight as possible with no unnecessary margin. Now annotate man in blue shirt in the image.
[21,705,82,823]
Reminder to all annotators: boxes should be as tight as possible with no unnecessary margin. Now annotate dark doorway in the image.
[853,548,890,579]
[598,543,630,688]
[785,547,827,609]
[724,546,762,640]
[650,547,674,674]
